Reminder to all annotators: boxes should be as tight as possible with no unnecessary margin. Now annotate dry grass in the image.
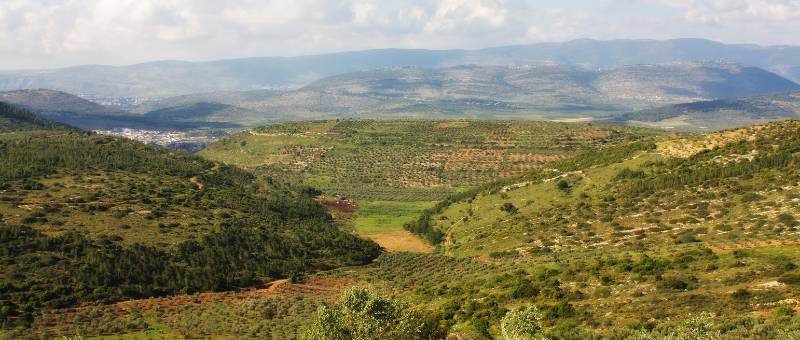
[362,230,434,253]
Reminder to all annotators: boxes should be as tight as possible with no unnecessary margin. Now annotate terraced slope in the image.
[200,120,660,253]
[200,120,661,201]
[377,120,800,332]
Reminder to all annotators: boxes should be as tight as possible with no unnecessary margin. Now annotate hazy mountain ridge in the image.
[616,91,800,131]
[2,39,800,97]
[0,89,242,132]
[143,62,799,123]
[0,89,121,115]
[5,61,798,130]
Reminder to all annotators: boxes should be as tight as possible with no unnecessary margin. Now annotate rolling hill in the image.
[0,103,381,331]
[0,89,120,115]
[616,91,800,131]
[199,120,663,254]
[200,120,663,200]
[2,38,800,97]
[146,62,799,124]
[5,62,797,129]
[7,111,800,337]
[385,120,800,337]
[0,89,242,131]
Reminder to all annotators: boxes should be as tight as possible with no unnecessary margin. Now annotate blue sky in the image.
[1,0,799,69]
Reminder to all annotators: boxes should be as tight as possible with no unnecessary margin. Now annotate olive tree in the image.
[302,287,424,340]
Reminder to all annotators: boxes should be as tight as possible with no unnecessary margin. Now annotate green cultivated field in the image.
[353,200,435,234]
[200,120,660,202]
[199,119,660,252]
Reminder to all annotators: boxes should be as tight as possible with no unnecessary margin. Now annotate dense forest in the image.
[0,103,381,328]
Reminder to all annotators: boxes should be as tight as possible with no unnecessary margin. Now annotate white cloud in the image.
[0,0,799,69]
[425,0,507,32]
[645,0,800,23]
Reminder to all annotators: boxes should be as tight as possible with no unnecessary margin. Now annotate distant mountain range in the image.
[2,39,800,97]
[3,60,799,132]
[138,61,798,123]
[0,89,121,115]
[0,89,240,130]
[613,91,800,131]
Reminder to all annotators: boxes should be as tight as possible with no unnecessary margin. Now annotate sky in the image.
[1,0,799,70]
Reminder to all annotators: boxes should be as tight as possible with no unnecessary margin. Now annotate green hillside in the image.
[0,89,119,115]
[376,120,800,337]
[0,104,380,331]
[7,105,800,338]
[201,120,662,201]
[422,120,800,257]
[199,120,661,252]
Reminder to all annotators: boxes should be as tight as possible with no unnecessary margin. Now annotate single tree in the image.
[302,287,424,340]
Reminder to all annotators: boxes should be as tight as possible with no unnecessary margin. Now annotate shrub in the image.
[614,168,646,180]
[500,202,519,214]
[777,213,799,227]
[500,305,544,340]
[740,193,764,203]
[511,279,540,299]
[778,272,800,285]
[657,275,690,290]
[556,180,570,192]
[731,288,751,300]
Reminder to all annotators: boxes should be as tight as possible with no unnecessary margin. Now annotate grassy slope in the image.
[384,120,800,336]
[353,200,436,253]
[431,122,800,258]
[354,200,436,234]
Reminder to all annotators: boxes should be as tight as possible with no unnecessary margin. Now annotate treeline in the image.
[629,152,799,194]
[0,102,70,130]
[0,222,380,323]
[0,132,211,183]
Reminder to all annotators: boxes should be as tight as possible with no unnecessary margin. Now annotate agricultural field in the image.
[350,200,436,252]
[200,120,661,251]
[200,120,661,201]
